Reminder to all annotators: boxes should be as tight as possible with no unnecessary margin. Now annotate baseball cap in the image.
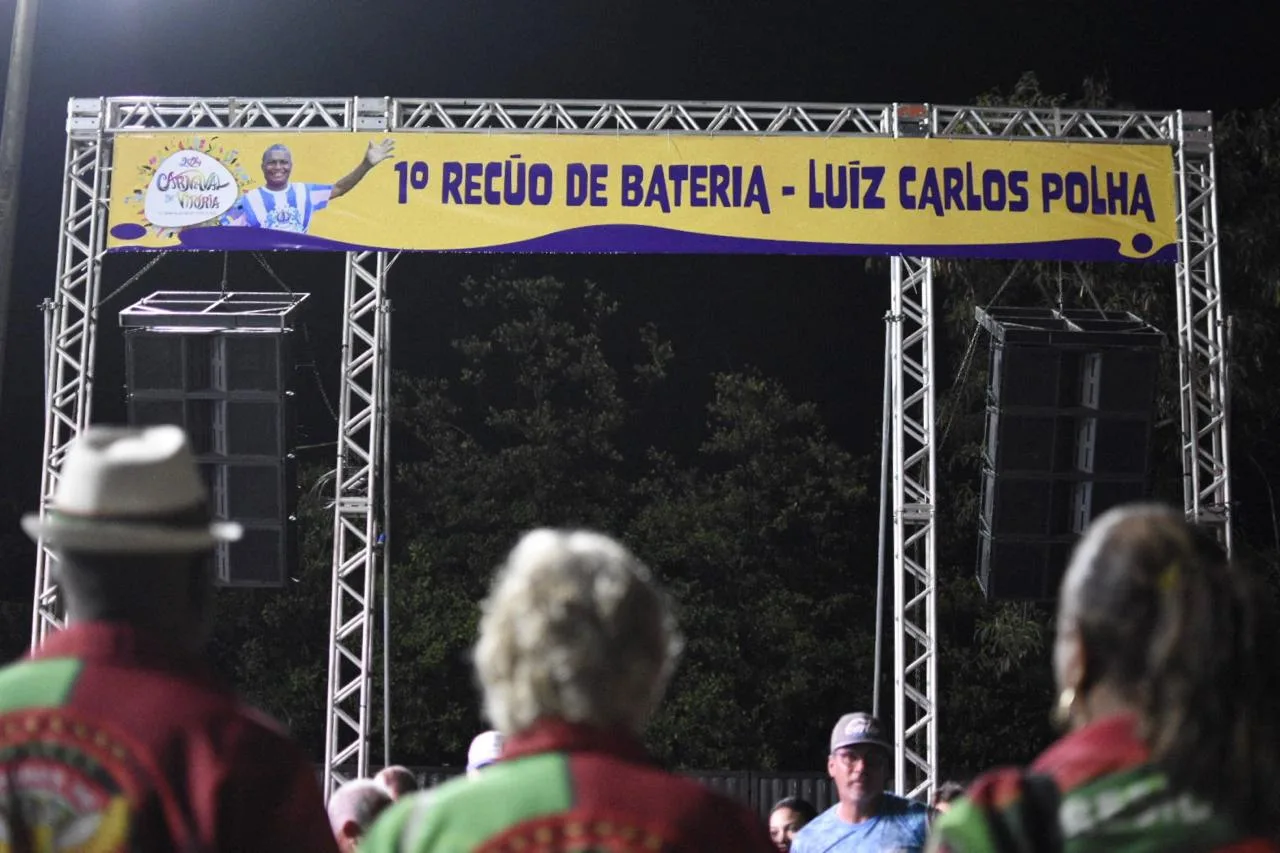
[467,730,505,771]
[829,712,891,754]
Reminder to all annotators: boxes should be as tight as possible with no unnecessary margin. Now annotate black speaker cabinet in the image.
[975,307,1163,601]
[125,329,296,587]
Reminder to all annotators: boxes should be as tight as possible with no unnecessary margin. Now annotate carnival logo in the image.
[143,149,239,228]
[1,710,154,853]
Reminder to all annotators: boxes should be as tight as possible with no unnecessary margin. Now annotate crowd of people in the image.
[0,424,1277,851]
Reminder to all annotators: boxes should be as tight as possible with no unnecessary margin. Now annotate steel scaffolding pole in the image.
[31,100,110,646]
[322,249,389,793]
[1173,111,1232,549]
[889,254,938,800]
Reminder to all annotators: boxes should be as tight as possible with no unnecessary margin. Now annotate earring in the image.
[1052,686,1076,730]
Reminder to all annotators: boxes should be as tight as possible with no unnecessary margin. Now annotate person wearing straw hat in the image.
[0,424,339,853]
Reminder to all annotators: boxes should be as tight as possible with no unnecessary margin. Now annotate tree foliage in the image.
[632,370,873,770]
[212,273,879,770]
[1215,102,1280,574]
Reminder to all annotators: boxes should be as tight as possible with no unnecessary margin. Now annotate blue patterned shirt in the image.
[791,793,930,853]
[222,182,332,232]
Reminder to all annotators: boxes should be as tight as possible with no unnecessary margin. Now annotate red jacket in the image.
[364,718,778,852]
[927,715,1278,853]
[0,621,338,853]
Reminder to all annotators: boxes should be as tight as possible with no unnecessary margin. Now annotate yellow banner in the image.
[107,132,1176,262]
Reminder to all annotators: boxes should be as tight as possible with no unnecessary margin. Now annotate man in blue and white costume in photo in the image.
[222,138,394,233]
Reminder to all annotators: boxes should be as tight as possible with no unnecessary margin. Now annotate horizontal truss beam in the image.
[72,96,1184,143]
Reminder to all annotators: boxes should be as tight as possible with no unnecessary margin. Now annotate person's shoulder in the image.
[801,805,841,829]
[957,766,1036,812]
[197,698,316,773]
[882,792,932,816]
[363,788,439,851]
[925,768,1050,853]
[0,656,75,714]
[415,771,472,808]
[871,793,931,846]
[791,805,841,851]
[364,761,558,852]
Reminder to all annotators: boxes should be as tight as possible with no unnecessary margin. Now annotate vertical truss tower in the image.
[34,96,1229,801]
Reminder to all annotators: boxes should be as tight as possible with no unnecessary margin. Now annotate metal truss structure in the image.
[117,290,310,330]
[888,254,937,800]
[35,96,1231,801]
[325,249,392,790]
[1173,114,1233,548]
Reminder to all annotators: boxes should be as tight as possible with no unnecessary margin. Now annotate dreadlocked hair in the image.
[1069,503,1280,835]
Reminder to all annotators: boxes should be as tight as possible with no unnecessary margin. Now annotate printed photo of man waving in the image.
[222,138,395,233]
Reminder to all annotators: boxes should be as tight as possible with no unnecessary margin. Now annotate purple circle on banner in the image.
[1131,233,1154,254]
[110,223,147,240]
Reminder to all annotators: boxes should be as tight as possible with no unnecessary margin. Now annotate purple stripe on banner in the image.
[178,227,355,252]
[107,223,1177,264]
[478,226,1177,263]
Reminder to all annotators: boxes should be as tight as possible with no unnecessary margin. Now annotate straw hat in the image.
[22,425,242,553]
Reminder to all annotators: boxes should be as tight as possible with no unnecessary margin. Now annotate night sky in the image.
[0,0,1274,598]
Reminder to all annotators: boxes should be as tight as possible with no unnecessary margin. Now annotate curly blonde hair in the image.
[474,529,683,735]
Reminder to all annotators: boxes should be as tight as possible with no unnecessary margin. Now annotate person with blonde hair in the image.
[928,503,1280,852]
[364,528,775,852]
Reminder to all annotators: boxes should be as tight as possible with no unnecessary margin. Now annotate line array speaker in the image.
[126,329,296,587]
[976,307,1163,601]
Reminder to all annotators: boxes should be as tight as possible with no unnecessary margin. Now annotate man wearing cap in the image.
[791,712,930,852]
[466,729,504,778]
[0,425,338,852]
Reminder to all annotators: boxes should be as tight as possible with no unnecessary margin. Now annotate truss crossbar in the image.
[36,97,1231,801]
